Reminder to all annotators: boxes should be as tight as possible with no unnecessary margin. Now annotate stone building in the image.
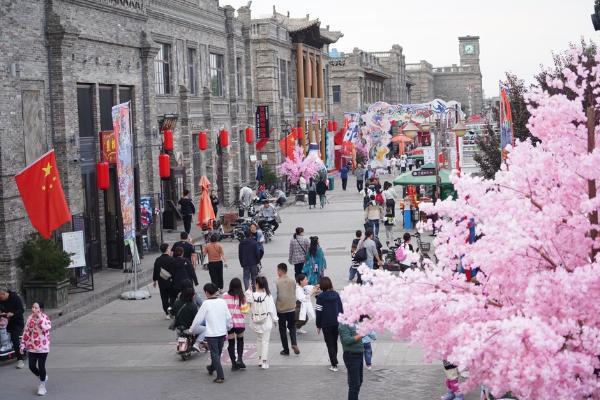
[329,45,410,122]
[0,0,255,286]
[407,36,483,116]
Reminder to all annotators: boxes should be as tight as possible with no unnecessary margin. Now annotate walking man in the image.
[340,163,349,191]
[0,288,25,368]
[362,229,382,269]
[178,189,196,235]
[172,232,196,265]
[152,243,176,319]
[275,263,300,356]
[339,321,364,400]
[238,231,263,290]
[354,164,365,192]
[190,283,232,383]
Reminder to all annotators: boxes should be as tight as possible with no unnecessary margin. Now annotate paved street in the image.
[1,175,477,400]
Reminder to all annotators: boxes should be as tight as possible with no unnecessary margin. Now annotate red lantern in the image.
[163,129,174,151]
[96,161,109,190]
[245,127,253,144]
[198,131,207,151]
[327,120,334,132]
[159,153,170,179]
[333,120,338,131]
[297,127,304,141]
[219,129,229,148]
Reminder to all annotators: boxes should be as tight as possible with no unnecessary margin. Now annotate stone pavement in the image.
[0,174,478,400]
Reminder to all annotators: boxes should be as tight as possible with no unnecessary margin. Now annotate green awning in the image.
[393,168,452,186]
[407,154,424,159]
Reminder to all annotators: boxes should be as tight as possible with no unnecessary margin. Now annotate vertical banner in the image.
[255,105,270,140]
[326,132,335,170]
[499,82,513,159]
[112,101,136,241]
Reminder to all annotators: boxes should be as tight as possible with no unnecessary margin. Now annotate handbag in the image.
[159,267,172,280]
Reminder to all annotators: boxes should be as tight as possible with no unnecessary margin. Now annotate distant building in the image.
[407,36,483,116]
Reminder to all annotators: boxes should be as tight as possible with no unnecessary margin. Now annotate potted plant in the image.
[19,234,71,309]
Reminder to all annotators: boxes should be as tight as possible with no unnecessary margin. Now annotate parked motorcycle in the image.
[257,219,275,242]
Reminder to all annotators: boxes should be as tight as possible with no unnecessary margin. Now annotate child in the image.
[349,230,363,283]
[0,315,13,357]
[295,274,316,334]
[384,206,395,243]
[362,330,377,370]
[441,361,464,400]
[246,276,278,369]
[21,302,51,396]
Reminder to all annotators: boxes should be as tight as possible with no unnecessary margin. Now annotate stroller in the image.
[0,315,16,361]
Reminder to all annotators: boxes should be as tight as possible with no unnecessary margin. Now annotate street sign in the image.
[412,169,436,177]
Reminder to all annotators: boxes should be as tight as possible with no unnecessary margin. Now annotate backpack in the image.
[353,247,367,263]
[251,294,269,324]
[395,245,407,263]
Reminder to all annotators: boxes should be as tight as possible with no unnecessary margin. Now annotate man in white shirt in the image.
[239,186,254,217]
[190,283,232,383]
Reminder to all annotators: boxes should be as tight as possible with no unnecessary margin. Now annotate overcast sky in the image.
[227,0,596,98]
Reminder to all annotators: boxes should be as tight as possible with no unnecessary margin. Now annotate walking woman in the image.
[222,278,247,370]
[307,178,317,209]
[246,276,278,369]
[203,233,226,291]
[21,302,51,396]
[364,195,384,237]
[316,179,328,208]
[315,277,343,372]
[289,227,310,277]
[302,236,327,285]
[382,181,397,217]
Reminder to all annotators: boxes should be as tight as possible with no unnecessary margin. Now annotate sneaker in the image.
[231,362,240,371]
[297,329,307,334]
[366,365,372,370]
[328,365,338,372]
[280,350,289,356]
[206,365,215,375]
[16,360,24,369]
[440,392,455,400]
[165,314,171,320]
[237,361,246,369]
[192,343,201,352]
[292,345,300,355]
[37,382,47,396]
[213,378,224,384]
[261,362,269,369]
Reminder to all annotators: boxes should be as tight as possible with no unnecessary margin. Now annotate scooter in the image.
[176,328,204,361]
[0,314,22,363]
[257,219,275,242]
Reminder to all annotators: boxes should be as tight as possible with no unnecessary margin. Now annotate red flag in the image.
[279,131,297,160]
[256,138,269,151]
[15,150,71,239]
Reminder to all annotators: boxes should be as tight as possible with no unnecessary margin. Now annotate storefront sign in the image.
[412,169,436,177]
[255,105,270,140]
[423,147,435,165]
[100,131,117,164]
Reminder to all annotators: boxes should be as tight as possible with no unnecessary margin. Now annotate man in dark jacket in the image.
[172,247,198,296]
[238,231,263,290]
[340,164,349,191]
[153,243,177,319]
[0,288,25,368]
[172,232,196,265]
[178,189,196,235]
[315,277,344,371]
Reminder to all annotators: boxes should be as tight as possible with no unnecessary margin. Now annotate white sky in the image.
[226,0,596,97]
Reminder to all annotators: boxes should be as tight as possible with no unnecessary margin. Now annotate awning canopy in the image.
[393,168,452,186]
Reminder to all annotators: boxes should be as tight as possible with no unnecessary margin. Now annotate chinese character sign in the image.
[100,131,117,164]
[499,82,514,155]
[112,101,136,241]
[255,105,270,140]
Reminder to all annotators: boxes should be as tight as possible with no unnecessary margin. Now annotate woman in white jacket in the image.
[246,276,278,369]
[295,274,317,334]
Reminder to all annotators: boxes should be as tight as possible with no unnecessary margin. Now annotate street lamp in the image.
[453,120,467,176]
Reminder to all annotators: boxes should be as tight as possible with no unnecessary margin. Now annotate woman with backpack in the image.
[246,276,278,369]
[289,227,310,277]
[316,179,328,208]
[302,236,327,285]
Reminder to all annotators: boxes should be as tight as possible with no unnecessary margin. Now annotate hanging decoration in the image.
[198,130,207,151]
[245,127,254,144]
[96,161,110,190]
[163,129,174,151]
[219,129,229,148]
[159,153,170,179]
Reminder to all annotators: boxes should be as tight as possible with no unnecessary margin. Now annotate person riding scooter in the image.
[170,287,206,353]
[257,200,279,232]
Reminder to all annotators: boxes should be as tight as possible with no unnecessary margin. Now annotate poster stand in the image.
[120,239,150,300]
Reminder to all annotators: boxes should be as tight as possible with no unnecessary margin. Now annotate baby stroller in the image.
[0,315,16,361]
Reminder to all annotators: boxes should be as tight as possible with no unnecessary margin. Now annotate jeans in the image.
[385,225,394,242]
[190,324,207,343]
[343,351,364,400]
[277,311,297,353]
[182,215,192,235]
[348,266,362,283]
[357,180,364,192]
[322,325,339,367]
[363,342,373,366]
[341,178,348,190]
[8,326,23,360]
[208,261,224,289]
[206,336,226,379]
[294,262,304,278]
[319,194,326,208]
[242,265,259,291]
[256,329,272,362]
[368,219,380,237]
[28,352,48,382]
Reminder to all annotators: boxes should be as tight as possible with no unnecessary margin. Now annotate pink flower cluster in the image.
[277,145,324,185]
[340,46,600,399]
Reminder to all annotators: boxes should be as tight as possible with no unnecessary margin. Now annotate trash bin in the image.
[328,177,334,191]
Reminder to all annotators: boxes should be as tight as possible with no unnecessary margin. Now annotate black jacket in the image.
[172,300,198,330]
[315,290,344,329]
[316,180,327,195]
[178,197,196,216]
[0,291,24,330]
[238,238,263,267]
[172,257,198,289]
[153,254,175,288]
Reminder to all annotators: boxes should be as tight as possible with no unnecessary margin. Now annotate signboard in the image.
[423,147,435,165]
[412,169,436,177]
[140,196,153,227]
[261,154,268,161]
[250,154,257,162]
[100,131,117,164]
[255,105,270,140]
[62,231,86,268]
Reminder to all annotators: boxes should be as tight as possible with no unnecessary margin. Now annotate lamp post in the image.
[453,120,467,176]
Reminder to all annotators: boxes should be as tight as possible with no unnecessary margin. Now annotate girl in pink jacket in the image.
[21,302,51,396]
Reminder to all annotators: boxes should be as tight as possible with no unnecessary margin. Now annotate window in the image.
[279,59,289,99]
[236,57,243,97]
[154,43,171,95]
[187,48,197,95]
[332,85,341,103]
[99,85,114,131]
[77,85,94,137]
[209,53,224,97]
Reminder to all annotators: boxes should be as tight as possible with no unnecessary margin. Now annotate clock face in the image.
[464,44,475,55]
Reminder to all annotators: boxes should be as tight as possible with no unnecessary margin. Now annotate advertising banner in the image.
[499,82,514,157]
[255,105,270,140]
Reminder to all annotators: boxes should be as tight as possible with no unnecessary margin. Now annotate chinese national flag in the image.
[15,150,71,239]
[279,131,297,160]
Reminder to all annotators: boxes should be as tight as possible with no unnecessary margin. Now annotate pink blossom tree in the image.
[340,45,600,399]
[277,145,324,185]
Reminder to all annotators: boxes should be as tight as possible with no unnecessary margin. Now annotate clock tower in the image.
[459,36,480,67]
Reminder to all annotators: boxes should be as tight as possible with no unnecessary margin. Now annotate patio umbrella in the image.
[197,176,216,229]
[409,147,424,155]
[391,134,413,155]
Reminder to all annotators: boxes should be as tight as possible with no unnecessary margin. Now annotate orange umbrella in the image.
[197,176,216,229]
[391,134,413,155]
